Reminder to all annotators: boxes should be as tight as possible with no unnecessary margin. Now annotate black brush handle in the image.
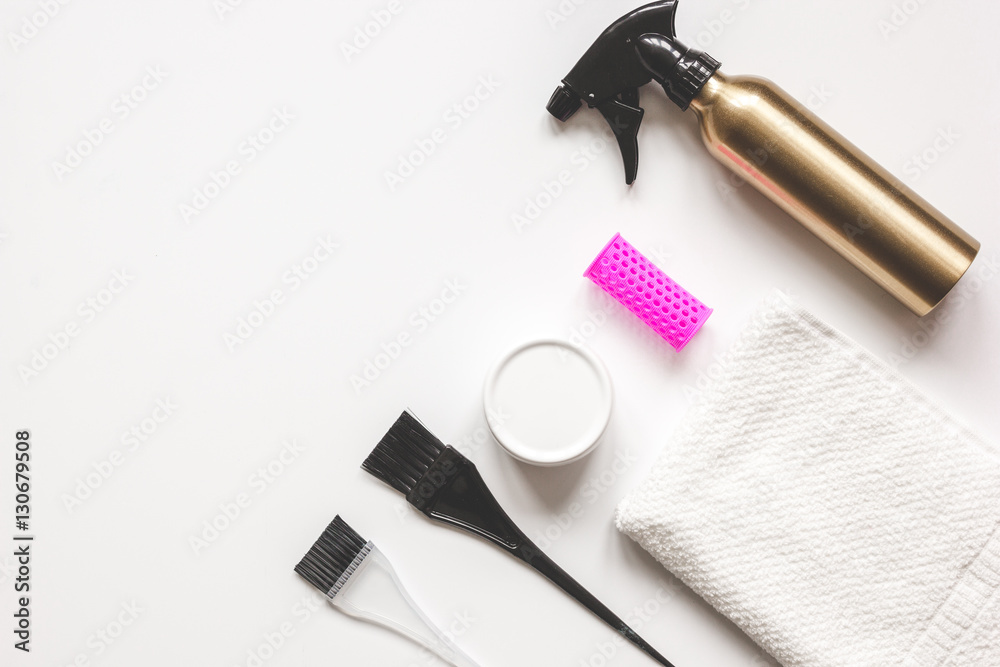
[511,542,676,667]
[407,448,675,667]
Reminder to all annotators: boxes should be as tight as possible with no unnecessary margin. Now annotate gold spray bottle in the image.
[546,0,980,316]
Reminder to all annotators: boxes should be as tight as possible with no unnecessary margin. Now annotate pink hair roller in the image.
[584,233,712,351]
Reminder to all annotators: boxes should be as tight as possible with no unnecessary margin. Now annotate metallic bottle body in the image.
[690,72,980,316]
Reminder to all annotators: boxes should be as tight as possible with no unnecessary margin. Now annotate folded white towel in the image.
[616,294,1000,667]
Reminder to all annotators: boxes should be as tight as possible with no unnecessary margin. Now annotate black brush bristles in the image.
[362,411,446,495]
[294,516,368,596]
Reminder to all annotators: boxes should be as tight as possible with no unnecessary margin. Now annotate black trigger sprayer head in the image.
[545,0,721,184]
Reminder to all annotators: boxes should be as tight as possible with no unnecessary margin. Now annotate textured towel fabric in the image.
[616,295,1000,667]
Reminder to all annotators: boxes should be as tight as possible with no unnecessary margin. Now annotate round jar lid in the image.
[483,340,613,466]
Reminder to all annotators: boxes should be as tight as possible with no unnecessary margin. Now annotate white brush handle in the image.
[332,544,480,667]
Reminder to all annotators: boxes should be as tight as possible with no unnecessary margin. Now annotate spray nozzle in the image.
[545,0,720,184]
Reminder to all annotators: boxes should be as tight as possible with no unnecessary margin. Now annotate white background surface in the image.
[2,1,998,666]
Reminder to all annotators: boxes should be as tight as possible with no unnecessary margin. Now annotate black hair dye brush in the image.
[362,410,676,667]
